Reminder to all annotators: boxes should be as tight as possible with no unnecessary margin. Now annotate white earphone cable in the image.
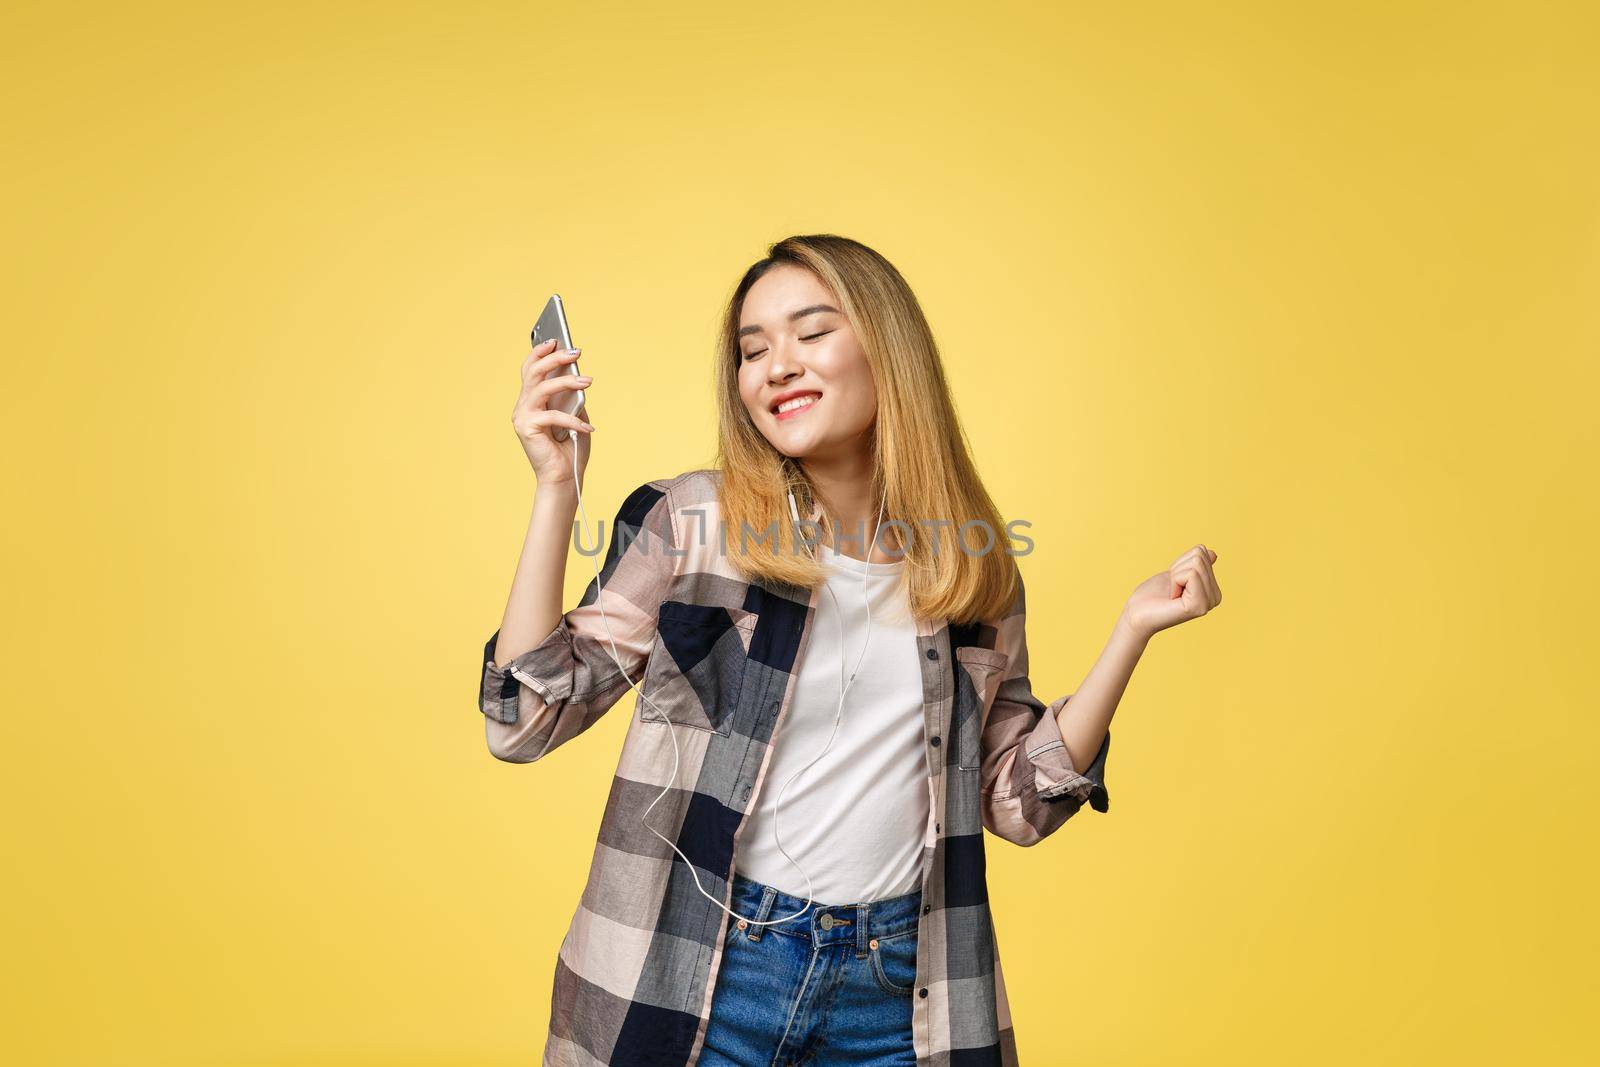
[555,437,885,926]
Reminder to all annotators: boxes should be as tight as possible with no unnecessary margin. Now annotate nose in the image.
[767,343,802,386]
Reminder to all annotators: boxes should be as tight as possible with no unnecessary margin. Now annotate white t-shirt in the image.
[733,540,929,904]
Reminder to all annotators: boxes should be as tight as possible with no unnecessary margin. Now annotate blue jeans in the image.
[700,870,923,1066]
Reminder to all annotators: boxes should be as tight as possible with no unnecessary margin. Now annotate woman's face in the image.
[735,264,877,461]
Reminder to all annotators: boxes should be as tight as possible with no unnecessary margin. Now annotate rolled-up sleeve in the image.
[978,574,1111,846]
[478,479,678,763]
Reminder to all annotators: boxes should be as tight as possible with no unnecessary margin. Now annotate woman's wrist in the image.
[533,475,580,509]
[1113,605,1153,650]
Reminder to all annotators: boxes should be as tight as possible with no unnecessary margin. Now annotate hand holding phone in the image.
[514,294,594,484]
[530,294,587,443]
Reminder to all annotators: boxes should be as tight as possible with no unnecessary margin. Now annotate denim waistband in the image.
[727,870,923,948]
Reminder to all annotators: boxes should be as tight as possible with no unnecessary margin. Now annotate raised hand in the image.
[1122,544,1222,640]
[513,338,595,486]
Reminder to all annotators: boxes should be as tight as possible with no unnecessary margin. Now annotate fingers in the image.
[531,372,593,405]
[1168,543,1222,607]
[1168,566,1188,600]
[1200,559,1221,607]
[1167,559,1219,615]
[521,344,583,389]
[1170,543,1217,570]
[515,407,596,440]
[523,348,581,390]
[1171,563,1209,617]
[521,338,562,380]
[516,347,588,424]
[1193,543,1221,607]
[1170,561,1199,598]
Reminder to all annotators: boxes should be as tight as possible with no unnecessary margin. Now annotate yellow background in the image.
[5,1,1595,1063]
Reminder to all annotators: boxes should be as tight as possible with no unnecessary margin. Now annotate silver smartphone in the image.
[531,293,586,442]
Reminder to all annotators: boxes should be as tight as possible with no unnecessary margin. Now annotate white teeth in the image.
[776,394,819,414]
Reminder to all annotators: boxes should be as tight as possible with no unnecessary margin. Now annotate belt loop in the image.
[855,902,869,959]
[749,885,777,942]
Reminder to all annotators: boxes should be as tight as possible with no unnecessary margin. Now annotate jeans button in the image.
[819,913,834,930]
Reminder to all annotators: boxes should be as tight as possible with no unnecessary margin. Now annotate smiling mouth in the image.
[771,392,822,419]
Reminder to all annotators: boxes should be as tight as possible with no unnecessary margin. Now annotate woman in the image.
[479,234,1222,1066]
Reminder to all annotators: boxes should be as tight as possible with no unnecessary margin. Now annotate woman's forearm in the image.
[1055,609,1149,771]
[492,478,580,668]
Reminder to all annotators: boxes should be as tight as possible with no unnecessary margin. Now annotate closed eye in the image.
[741,331,833,361]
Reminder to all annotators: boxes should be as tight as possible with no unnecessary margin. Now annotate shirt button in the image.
[925,648,938,660]
[930,736,941,747]
[740,784,752,800]
[935,823,941,833]
[918,987,929,998]
[923,904,931,914]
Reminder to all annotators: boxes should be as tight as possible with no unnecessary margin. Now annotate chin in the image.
[768,439,815,459]
[755,421,809,455]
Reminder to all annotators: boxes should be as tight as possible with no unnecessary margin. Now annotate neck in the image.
[800,451,893,564]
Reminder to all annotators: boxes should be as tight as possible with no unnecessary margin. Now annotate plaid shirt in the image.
[478,468,1111,1066]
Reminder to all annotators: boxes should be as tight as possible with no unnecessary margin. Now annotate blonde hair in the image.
[713,234,1019,625]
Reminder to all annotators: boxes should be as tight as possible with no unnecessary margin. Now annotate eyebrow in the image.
[737,304,840,338]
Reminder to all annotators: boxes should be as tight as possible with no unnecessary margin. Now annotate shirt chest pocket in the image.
[953,645,1009,771]
[637,601,758,736]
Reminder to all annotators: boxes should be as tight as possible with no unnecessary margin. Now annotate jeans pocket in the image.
[868,930,918,997]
